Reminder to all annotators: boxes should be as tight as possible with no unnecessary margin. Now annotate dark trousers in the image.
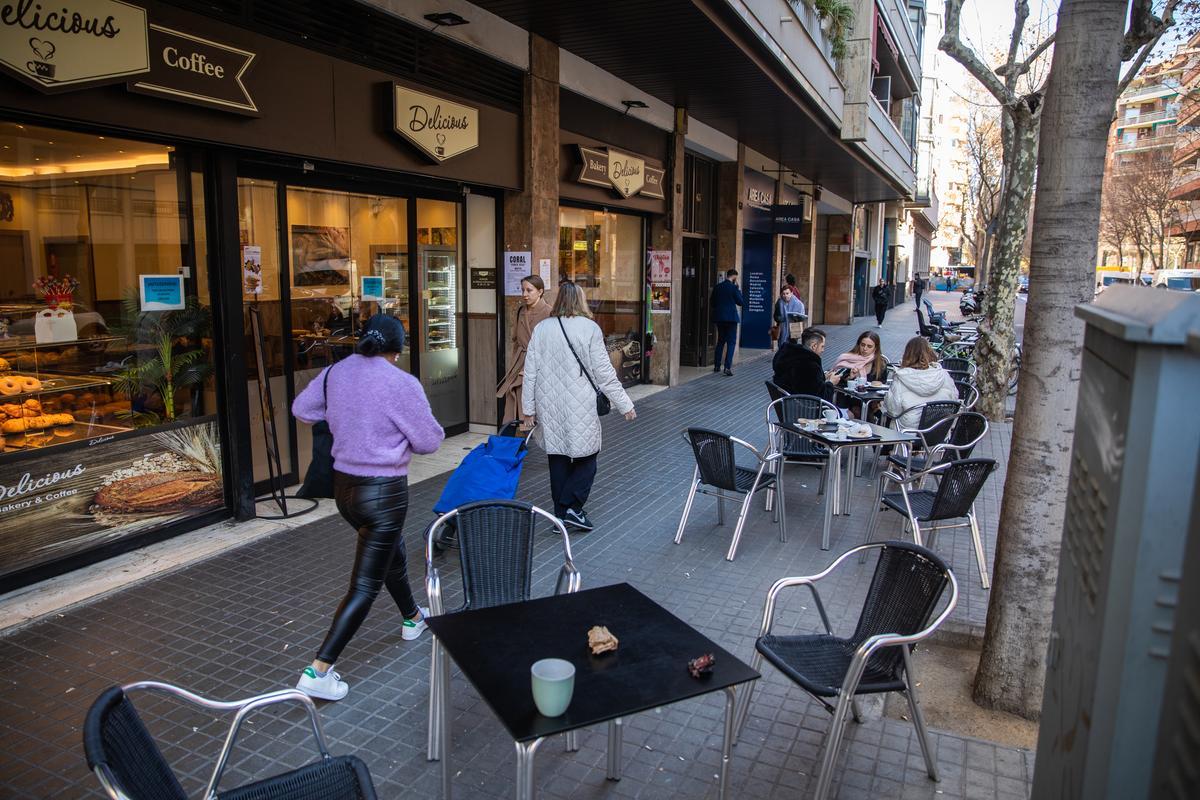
[547,453,599,517]
[317,472,418,664]
[714,323,738,370]
[874,302,887,325]
[914,291,923,308]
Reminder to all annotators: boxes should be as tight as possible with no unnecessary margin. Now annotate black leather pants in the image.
[316,472,418,664]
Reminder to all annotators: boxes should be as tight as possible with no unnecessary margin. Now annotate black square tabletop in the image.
[425,583,759,743]
[782,420,918,446]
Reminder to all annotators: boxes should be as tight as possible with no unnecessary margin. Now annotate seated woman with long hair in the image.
[882,336,959,429]
[831,331,888,418]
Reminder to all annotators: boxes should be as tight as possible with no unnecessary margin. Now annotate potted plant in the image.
[114,295,213,425]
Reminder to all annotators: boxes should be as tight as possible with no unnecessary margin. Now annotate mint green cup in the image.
[530,658,575,717]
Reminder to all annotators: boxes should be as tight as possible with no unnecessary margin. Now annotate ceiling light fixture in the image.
[621,99,649,116]
[424,11,468,28]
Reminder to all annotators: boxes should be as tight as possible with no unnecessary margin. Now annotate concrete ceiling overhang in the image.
[469,0,907,203]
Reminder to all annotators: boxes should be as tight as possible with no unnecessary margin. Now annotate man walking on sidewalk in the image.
[872,278,890,326]
[912,273,926,309]
[710,268,743,376]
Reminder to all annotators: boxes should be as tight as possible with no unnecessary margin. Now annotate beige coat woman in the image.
[497,291,551,423]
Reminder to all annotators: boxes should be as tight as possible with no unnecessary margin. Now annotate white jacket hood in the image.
[883,366,959,428]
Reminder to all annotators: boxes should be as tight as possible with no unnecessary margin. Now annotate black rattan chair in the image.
[733,542,958,800]
[766,380,789,403]
[864,458,998,588]
[83,682,376,800]
[939,357,976,376]
[954,380,980,409]
[766,394,836,500]
[425,501,580,760]
[675,427,783,561]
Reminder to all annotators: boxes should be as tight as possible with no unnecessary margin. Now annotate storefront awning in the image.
[469,0,909,203]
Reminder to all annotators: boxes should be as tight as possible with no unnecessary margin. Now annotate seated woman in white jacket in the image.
[883,336,959,429]
[521,281,636,532]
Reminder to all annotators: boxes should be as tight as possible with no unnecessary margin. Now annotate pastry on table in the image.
[0,374,43,395]
[0,357,8,371]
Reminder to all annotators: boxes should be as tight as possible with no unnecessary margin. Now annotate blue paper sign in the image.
[139,274,185,311]
[361,276,385,301]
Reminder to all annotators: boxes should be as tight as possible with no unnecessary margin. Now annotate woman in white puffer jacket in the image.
[522,281,635,532]
[883,336,960,429]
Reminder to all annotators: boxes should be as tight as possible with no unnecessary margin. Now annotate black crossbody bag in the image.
[557,317,611,417]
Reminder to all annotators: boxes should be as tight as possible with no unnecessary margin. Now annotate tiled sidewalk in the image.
[0,291,1032,799]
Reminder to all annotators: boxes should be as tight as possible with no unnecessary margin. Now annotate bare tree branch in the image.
[998,32,1056,79]
[1004,0,1031,81]
[940,0,1016,105]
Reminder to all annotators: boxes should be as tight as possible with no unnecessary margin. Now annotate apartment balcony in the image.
[1183,62,1200,88]
[1178,97,1200,128]
[1171,167,1200,201]
[1115,133,1177,154]
[1174,134,1200,166]
[1121,80,1180,103]
[1117,108,1177,128]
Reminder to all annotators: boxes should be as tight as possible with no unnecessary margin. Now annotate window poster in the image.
[241,245,263,296]
[503,251,532,296]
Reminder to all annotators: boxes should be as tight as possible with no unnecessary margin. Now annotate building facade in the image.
[0,0,924,588]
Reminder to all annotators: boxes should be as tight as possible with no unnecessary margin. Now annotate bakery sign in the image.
[127,25,257,115]
[0,416,223,580]
[0,0,150,91]
[394,85,479,162]
[576,145,665,200]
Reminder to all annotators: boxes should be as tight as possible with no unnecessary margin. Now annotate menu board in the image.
[0,417,223,582]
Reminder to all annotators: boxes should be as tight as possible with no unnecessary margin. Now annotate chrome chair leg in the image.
[813,688,855,800]
[427,640,442,761]
[733,652,762,740]
[851,697,864,724]
[910,518,924,547]
[860,478,886,563]
[718,687,737,800]
[902,648,939,781]
[726,487,756,561]
[674,476,700,545]
[776,474,787,543]
[968,507,991,589]
[606,717,623,780]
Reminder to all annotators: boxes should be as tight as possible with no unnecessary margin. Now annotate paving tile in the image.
[0,294,1030,799]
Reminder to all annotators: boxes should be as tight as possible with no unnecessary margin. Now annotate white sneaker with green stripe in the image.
[296,666,348,701]
[403,606,430,641]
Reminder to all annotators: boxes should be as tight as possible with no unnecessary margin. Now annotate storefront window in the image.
[416,198,465,426]
[0,122,222,584]
[557,208,644,386]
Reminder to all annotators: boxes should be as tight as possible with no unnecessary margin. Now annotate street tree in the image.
[963,104,1005,284]
[972,0,1183,720]
[940,0,1056,421]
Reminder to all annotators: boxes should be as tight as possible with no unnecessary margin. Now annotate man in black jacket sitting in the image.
[772,327,842,398]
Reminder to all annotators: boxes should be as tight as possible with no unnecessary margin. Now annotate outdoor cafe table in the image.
[425,582,760,800]
[780,419,919,550]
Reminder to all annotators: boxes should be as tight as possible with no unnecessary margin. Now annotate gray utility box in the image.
[1147,327,1200,798]
[1032,286,1200,799]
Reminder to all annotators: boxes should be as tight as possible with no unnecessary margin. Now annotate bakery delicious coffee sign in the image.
[128,25,257,115]
[0,0,150,91]
[394,85,478,162]
[576,145,665,200]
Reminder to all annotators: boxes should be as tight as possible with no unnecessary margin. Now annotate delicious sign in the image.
[393,85,479,162]
[576,145,665,200]
[0,0,149,90]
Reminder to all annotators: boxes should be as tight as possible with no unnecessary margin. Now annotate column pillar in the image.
[502,34,559,354]
[716,146,745,362]
[648,108,686,385]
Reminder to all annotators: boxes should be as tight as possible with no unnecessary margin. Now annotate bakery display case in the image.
[0,336,134,452]
[422,248,457,351]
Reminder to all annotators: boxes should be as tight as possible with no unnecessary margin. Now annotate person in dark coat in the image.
[912,273,926,308]
[710,269,744,376]
[771,327,843,399]
[872,279,890,326]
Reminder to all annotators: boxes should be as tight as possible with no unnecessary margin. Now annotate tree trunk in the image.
[972,0,1128,720]
[974,104,1038,421]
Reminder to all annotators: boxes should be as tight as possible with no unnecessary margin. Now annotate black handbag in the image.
[296,365,336,499]
[557,318,611,417]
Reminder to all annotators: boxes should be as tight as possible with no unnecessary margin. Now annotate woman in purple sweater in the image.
[291,314,445,701]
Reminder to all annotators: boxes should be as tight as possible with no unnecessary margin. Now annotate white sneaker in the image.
[402,606,430,641]
[296,666,348,701]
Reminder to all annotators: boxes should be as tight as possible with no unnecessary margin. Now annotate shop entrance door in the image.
[679,237,715,366]
[240,182,473,490]
[853,257,869,318]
